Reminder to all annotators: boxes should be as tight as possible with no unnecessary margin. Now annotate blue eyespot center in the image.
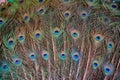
[3,65,8,69]
[111,4,117,8]
[108,43,112,48]
[0,20,3,24]
[95,36,101,41]
[105,68,110,73]
[61,54,65,57]
[19,36,24,40]
[39,0,43,2]
[31,54,35,58]
[74,55,78,59]
[43,54,47,57]
[93,62,98,67]
[15,59,20,64]
[54,30,59,35]
[89,0,94,2]
[35,33,41,38]
[82,13,87,17]
[72,33,78,37]
[64,13,70,17]
[64,0,69,2]
[8,40,14,45]
[24,16,28,20]
[39,9,44,13]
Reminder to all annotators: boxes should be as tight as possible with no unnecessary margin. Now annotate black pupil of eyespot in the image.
[96,36,100,40]
[73,33,78,37]
[94,63,98,66]
[39,0,43,2]
[19,36,23,39]
[109,44,112,46]
[39,9,44,13]
[65,13,69,16]
[55,31,58,33]
[82,13,86,16]
[31,55,35,57]
[9,40,13,44]
[24,16,28,20]
[44,54,47,56]
[19,0,24,3]
[89,0,94,2]
[112,4,117,8]
[0,20,3,23]
[74,55,78,58]
[3,65,7,69]
[64,0,69,2]
[36,33,40,37]
[62,54,65,56]
[106,68,110,72]
[1,7,6,11]
[15,60,19,63]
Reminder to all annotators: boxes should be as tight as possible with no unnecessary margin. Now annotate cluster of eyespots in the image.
[29,53,36,61]
[0,62,9,72]
[103,63,114,76]
[71,29,79,39]
[58,51,67,61]
[71,51,81,62]
[42,51,49,60]
[13,58,22,66]
[34,30,41,39]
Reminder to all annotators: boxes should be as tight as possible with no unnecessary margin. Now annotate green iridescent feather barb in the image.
[0,0,120,80]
